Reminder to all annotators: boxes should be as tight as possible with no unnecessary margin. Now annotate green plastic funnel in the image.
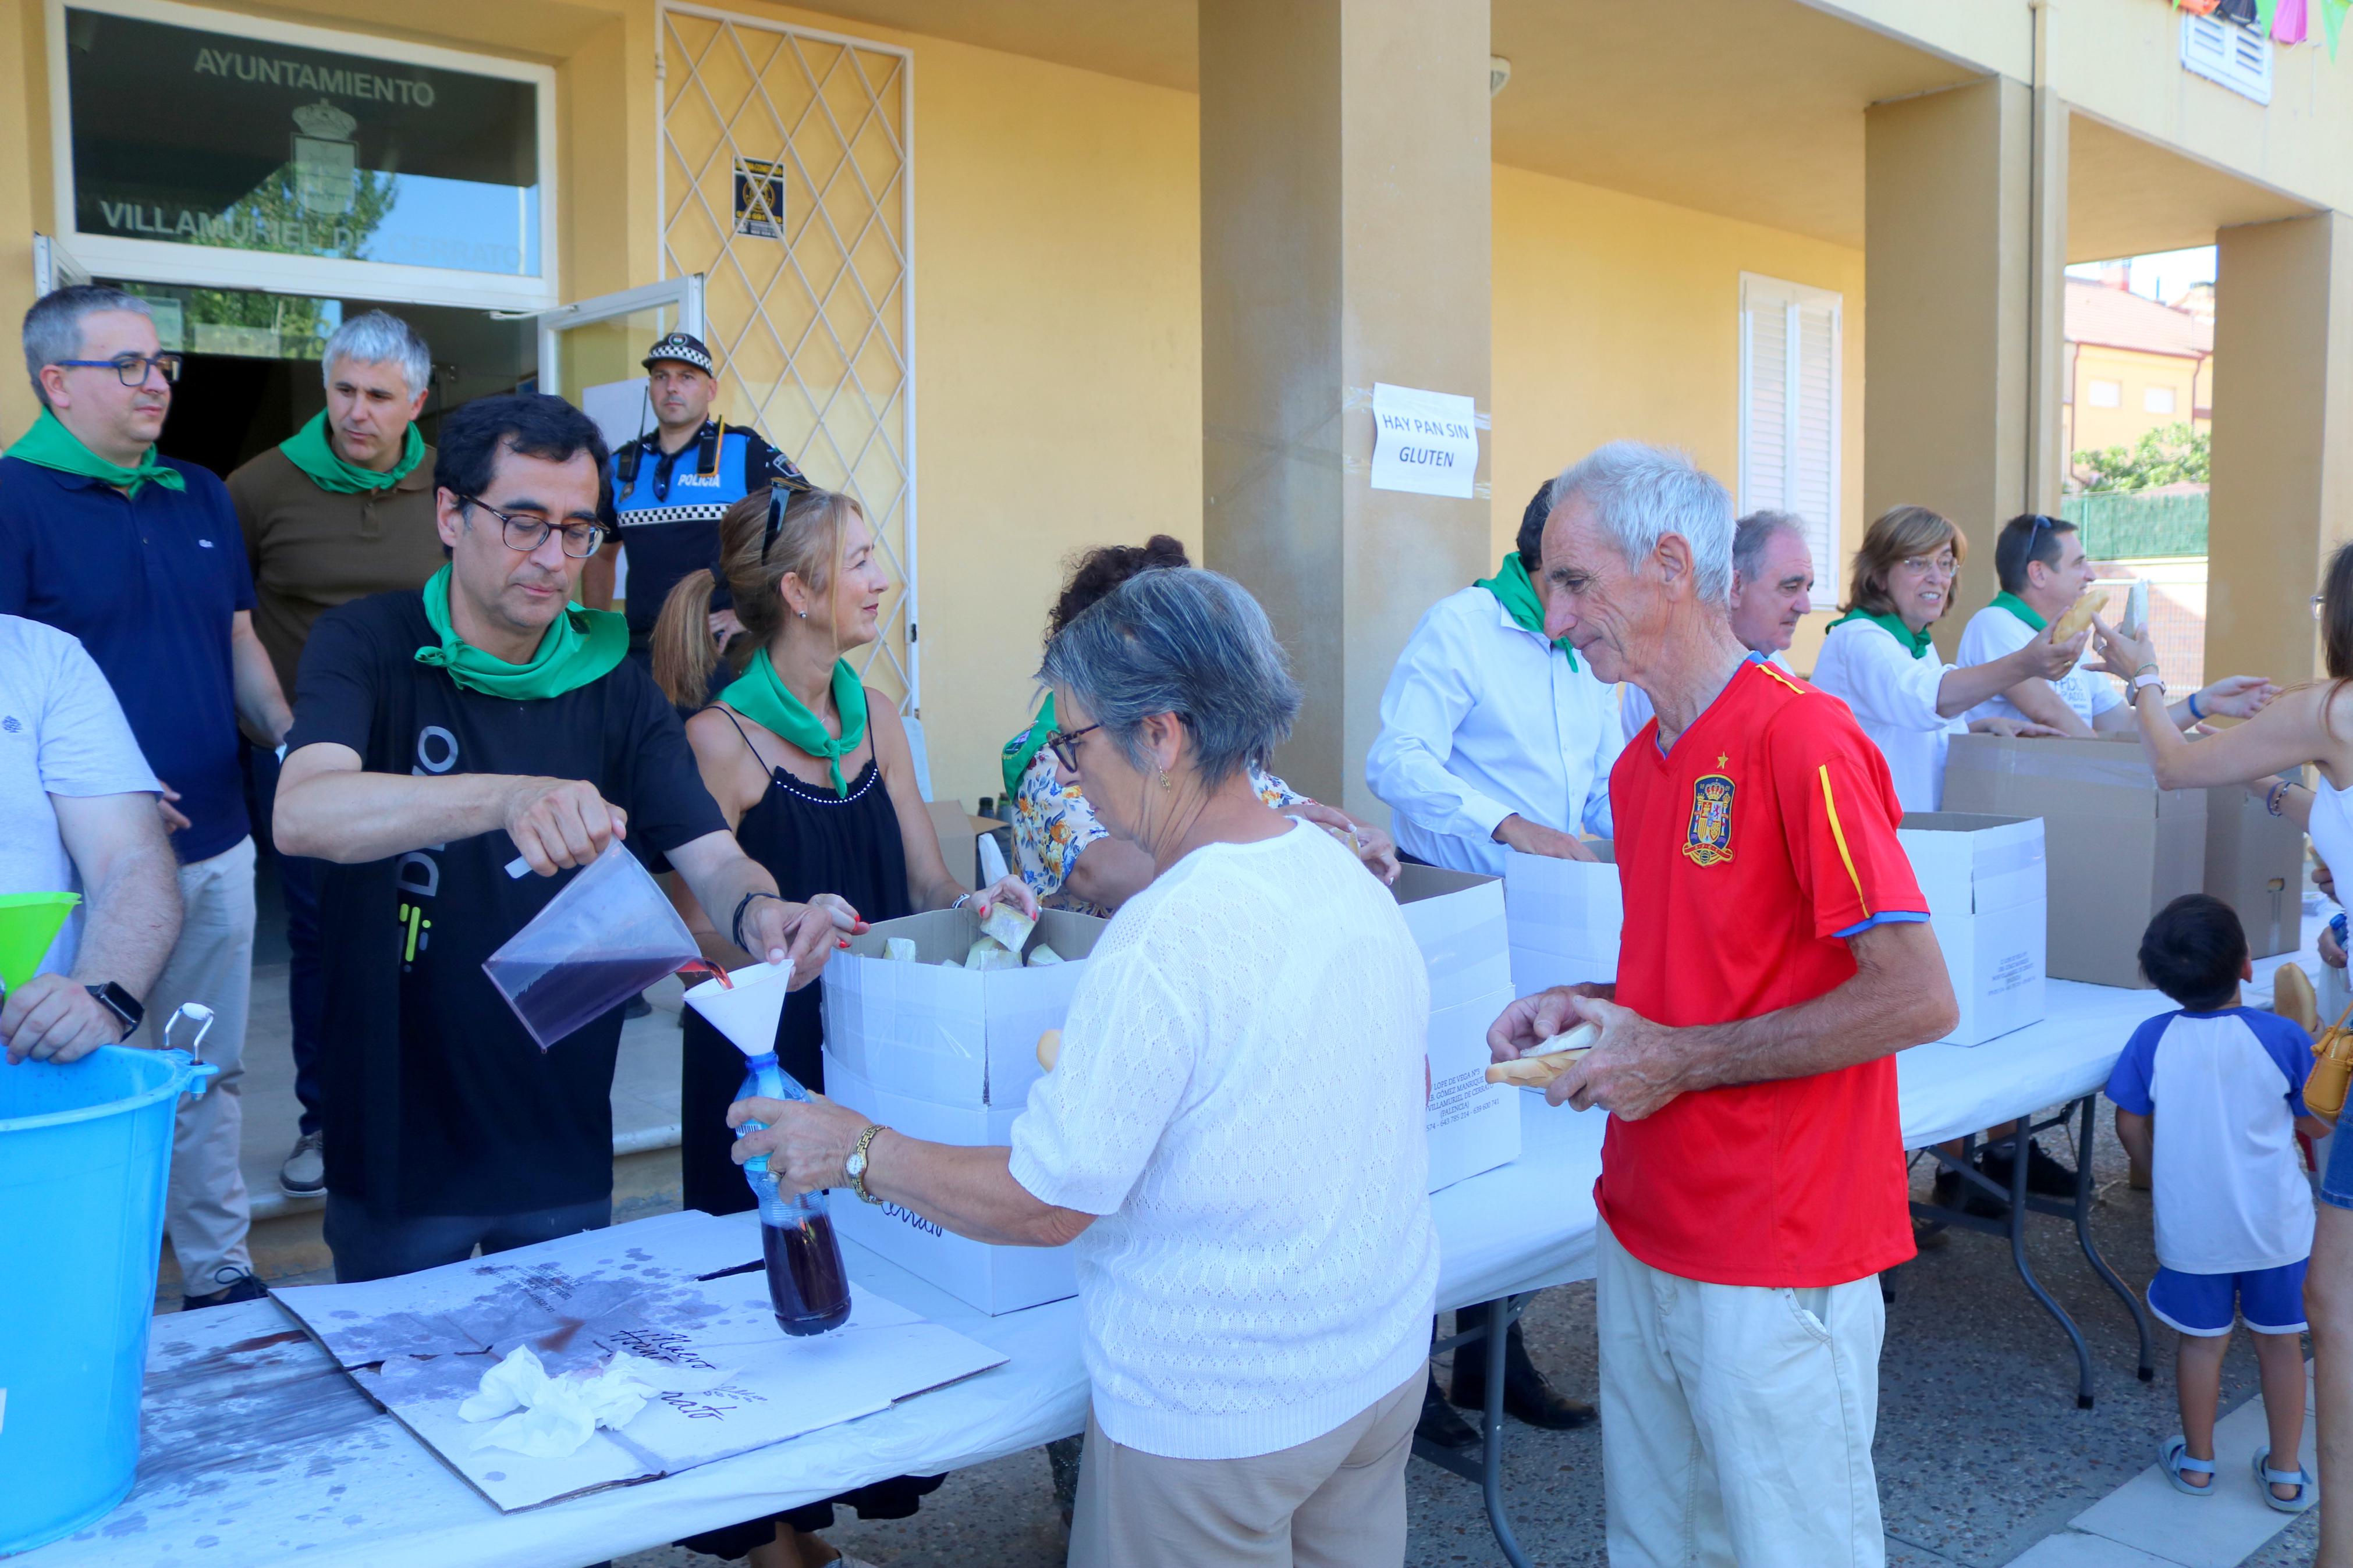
[0,893,80,991]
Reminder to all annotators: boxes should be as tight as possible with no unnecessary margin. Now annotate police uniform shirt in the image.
[609,419,805,643]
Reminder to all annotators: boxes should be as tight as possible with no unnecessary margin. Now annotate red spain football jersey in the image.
[1598,657,1927,1288]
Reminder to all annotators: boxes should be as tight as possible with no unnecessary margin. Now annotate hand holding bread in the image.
[1484,1021,1602,1087]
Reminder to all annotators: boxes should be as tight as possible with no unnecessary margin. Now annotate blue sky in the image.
[2064,245,2216,304]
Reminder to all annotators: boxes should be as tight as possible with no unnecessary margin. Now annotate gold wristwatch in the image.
[844,1123,886,1205]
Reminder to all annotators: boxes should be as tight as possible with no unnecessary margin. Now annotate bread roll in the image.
[1482,1021,1602,1087]
[2052,591,2109,643]
[1036,1029,1062,1072]
[2276,962,2320,1034]
[979,902,1037,956]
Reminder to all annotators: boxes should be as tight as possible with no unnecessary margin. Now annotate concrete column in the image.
[1198,0,1492,815]
[2208,213,2353,684]
[1864,77,2061,655]
[0,0,45,441]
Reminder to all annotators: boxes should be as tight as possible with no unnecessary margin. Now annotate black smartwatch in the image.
[86,982,144,1039]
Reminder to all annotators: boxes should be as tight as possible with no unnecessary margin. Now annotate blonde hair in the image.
[1844,504,1967,621]
[651,486,858,707]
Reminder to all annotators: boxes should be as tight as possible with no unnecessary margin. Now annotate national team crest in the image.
[1683,773,1736,867]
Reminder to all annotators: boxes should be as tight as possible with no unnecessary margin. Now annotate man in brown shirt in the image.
[227,310,441,1199]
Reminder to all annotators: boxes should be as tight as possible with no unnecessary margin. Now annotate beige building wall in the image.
[1490,163,1865,673]
[2064,342,2208,460]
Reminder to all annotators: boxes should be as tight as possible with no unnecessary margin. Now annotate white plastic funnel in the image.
[682,961,795,1059]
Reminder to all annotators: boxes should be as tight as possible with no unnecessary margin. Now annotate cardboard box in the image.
[1425,983,1521,1190]
[1389,865,1519,1189]
[822,906,1108,1108]
[822,1055,1080,1314]
[1502,843,1621,998]
[1896,813,2047,1046]
[2206,787,2306,959]
[1940,733,2207,989]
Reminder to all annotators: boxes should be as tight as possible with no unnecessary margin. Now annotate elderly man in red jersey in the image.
[1490,441,1955,1567]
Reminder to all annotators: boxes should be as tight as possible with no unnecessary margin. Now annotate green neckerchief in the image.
[1002,691,1058,801]
[278,410,424,494]
[412,564,629,701]
[4,407,186,499]
[1988,591,2047,633]
[719,649,868,796]
[1472,552,1578,671]
[1829,606,1935,659]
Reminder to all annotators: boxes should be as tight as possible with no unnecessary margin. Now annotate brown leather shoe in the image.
[1450,1317,1596,1430]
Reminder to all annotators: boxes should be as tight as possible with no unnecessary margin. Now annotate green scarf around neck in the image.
[279,410,424,494]
[1829,606,1936,660]
[1988,590,2047,633]
[5,407,185,498]
[413,564,628,701]
[719,649,869,796]
[1002,691,1059,801]
[1473,553,1578,671]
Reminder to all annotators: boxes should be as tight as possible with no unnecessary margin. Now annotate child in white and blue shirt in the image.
[2109,893,2331,1512]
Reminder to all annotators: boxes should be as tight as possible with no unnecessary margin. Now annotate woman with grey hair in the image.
[734,567,1440,1568]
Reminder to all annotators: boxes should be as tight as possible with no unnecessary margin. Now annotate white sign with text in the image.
[1370,382,1479,498]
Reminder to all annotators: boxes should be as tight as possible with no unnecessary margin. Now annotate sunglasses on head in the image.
[758,477,819,563]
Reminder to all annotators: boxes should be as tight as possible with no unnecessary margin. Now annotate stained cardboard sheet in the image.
[272,1210,1006,1512]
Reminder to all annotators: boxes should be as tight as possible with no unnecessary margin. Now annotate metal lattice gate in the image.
[658,3,917,709]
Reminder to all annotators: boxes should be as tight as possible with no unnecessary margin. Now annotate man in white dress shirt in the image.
[1368,481,1610,1445]
[1620,511,1813,739]
[1368,482,1620,874]
[1958,512,2273,737]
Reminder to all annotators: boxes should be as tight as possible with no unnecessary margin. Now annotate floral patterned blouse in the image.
[1007,743,1306,915]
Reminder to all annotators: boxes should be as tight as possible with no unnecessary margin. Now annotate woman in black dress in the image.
[652,485,1034,1568]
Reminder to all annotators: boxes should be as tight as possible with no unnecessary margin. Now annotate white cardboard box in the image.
[1896,812,2048,1047]
[821,906,1108,1110]
[1390,865,1519,1189]
[822,1055,1080,1315]
[1503,844,1622,998]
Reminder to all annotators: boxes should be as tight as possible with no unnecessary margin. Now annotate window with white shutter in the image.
[1738,273,1843,610]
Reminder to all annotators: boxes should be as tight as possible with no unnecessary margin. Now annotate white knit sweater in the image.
[1008,821,1438,1460]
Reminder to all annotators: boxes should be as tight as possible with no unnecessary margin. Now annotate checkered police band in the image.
[642,332,716,376]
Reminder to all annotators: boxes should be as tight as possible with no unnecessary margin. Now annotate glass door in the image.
[535,275,705,410]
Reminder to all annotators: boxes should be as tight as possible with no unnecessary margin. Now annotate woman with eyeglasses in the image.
[1003,536,1397,918]
[1810,504,2087,811]
[2094,545,2353,1542]
[650,484,1035,1568]
[732,568,1439,1568]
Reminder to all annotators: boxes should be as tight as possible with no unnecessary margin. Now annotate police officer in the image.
[584,332,807,671]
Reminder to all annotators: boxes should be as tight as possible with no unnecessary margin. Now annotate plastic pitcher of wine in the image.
[481,842,700,1050]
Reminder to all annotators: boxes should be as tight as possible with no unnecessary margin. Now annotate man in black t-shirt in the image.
[274,394,842,1282]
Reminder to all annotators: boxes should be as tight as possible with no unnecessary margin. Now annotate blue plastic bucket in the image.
[0,1046,211,1556]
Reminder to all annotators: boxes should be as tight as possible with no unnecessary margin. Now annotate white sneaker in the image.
[279,1130,326,1196]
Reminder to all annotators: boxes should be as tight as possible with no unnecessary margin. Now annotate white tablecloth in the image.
[19,1101,1608,1568]
[30,948,2314,1568]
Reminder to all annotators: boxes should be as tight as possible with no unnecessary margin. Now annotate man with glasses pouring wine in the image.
[269,393,845,1283]
[1,285,294,1310]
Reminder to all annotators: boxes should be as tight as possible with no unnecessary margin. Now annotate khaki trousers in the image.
[1598,1218,1886,1568]
[1066,1371,1420,1568]
[140,836,256,1292]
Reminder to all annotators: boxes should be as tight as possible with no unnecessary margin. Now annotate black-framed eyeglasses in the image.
[1046,723,1101,771]
[54,352,182,387]
[457,495,606,559]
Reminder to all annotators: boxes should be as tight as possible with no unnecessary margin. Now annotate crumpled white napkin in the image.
[457,1344,731,1458]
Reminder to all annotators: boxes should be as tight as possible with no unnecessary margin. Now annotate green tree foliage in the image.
[2075,422,2210,492]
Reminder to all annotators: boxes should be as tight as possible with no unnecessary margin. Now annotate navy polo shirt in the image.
[0,454,255,863]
